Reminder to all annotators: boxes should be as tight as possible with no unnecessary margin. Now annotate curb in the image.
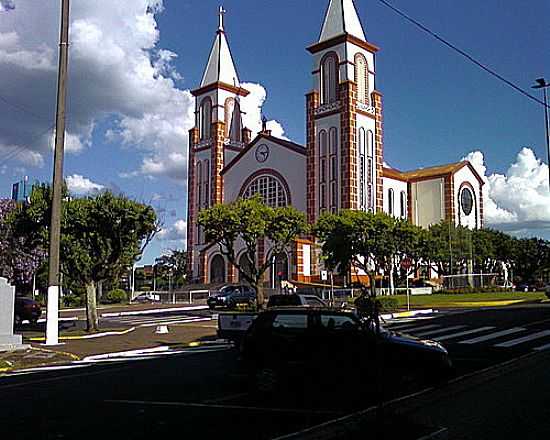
[101,305,208,318]
[29,327,136,342]
[381,309,435,320]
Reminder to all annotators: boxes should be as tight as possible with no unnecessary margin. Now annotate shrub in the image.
[103,289,128,304]
[63,294,84,308]
[355,295,399,315]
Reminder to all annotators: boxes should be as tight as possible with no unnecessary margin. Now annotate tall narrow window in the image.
[329,127,338,212]
[321,52,339,105]
[354,53,369,105]
[388,188,394,216]
[203,159,210,208]
[196,161,202,209]
[226,99,242,142]
[319,130,328,210]
[367,130,374,211]
[199,97,212,141]
[400,191,407,218]
[358,128,366,210]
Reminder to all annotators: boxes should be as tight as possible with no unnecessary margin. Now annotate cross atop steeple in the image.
[218,6,226,31]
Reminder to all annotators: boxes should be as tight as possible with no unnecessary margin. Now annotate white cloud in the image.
[463,148,550,232]
[66,174,104,195]
[0,1,287,183]
[158,218,186,243]
[0,1,15,12]
[241,82,287,139]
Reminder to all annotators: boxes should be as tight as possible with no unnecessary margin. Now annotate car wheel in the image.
[208,304,216,310]
[227,299,236,309]
[30,318,39,326]
[255,367,279,394]
[14,314,22,327]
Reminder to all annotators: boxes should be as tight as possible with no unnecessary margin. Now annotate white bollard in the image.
[155,325,169,334]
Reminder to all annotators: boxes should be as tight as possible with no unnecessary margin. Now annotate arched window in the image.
[319,130,328,211]
[210,255,226,284]
[199,97,212,141]
[388,188,394,216]
[329,127,338,212]
[358,128,366,210]
[242,174,289,208]
[400,191,407,218]
[321,52,339,105]
[203,159,210,208]
[225,98,242,142]
[354,53,369,105]
[367,130,374,210]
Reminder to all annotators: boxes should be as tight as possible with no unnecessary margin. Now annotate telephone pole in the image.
[46,0,70,346]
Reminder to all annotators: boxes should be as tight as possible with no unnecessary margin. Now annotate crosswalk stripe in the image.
[459,327,526,344]
[433,326,495,342]
[389,323,440,332]
[413,325,466,337]
[533,342,550,351]
[494,330,550,348]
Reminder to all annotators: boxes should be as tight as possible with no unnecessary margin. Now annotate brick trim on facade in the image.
[372,90,384,213]
[186,127,199,278]
[340,81,358,210]
[306,91,319,224]
[211,121,226,205]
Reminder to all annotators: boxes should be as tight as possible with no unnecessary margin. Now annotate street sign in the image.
[401,258,412,271]
[321,270,328,281]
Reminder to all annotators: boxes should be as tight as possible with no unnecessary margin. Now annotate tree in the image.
[155,249,187,290]
[198,196,308,307]
[0,198,46,289]
[17,186,159,331]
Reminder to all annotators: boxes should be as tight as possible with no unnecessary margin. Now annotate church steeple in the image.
[200,6,240,88]
[319,0,366,43]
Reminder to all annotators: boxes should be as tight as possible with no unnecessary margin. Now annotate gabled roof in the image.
[319,0,366,43]
[200,25,240,88]
[221,134,306,176]
[382,161,485,186]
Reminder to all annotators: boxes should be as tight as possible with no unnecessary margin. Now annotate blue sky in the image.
[0,0,549,264]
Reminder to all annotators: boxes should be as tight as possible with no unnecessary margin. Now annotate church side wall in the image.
[453,167,483,229]
[411,178,445,228]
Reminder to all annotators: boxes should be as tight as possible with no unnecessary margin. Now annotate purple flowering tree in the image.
[0,199,45,287]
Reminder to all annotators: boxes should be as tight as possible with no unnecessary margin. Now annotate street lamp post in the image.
[532,78,550,191]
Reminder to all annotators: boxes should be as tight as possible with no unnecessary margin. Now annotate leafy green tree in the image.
[155,249,187,290]
[18,186,158,331]
[198,196,308,307]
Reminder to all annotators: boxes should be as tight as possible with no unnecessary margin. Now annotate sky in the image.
[0,0,549,264]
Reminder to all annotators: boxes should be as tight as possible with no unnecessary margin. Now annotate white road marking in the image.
[433,326,495,342]
[390,323,440,332]
[494,330,550,348]
[533,342,550,351]
[104,399,341,416]
[413,325,466,337]
[459,327,526,344]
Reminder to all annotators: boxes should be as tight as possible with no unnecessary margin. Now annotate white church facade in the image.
[186,0,485,286]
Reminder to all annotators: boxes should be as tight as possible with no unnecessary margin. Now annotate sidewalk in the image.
[1,321,218,373]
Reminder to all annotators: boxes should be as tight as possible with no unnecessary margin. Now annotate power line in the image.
[0,93,50,121]
[0,123,56,167]
[376,0,550,110]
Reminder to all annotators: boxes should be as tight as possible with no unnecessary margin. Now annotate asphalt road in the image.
[3,305,550,439]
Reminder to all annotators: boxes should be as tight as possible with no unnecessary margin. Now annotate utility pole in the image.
[46,0,70,346]
[532,78,550,192]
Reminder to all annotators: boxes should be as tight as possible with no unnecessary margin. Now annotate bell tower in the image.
[306,0,384,224]
[187,8,250,281]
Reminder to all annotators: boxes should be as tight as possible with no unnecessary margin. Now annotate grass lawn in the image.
[392,292,546,309]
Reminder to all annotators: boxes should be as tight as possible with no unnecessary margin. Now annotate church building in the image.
[186,0,485,286]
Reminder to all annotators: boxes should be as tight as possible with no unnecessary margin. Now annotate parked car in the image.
[131,293,161,303]
[266,294,327,308]
[545,284,550,299]
[240,308,453,393]
[14,296,42,326]
[207,285,256,310]
[515,283,538,292]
